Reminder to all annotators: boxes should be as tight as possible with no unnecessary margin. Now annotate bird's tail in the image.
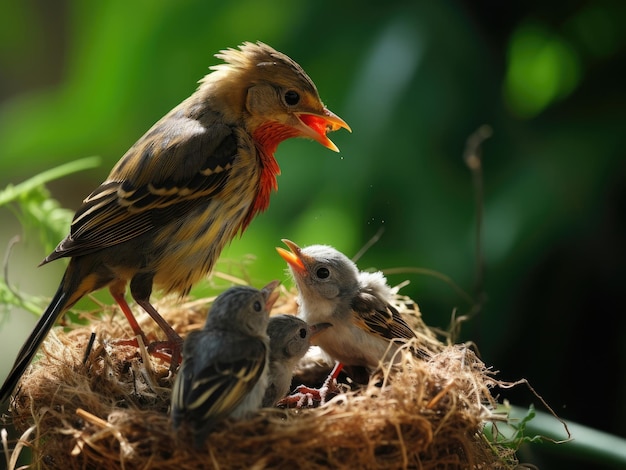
[0,282,69,403]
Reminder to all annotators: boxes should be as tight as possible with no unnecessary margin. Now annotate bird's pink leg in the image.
[110,290,146,340]
[278,362,344,408]
[327,361,344,382]
[134,298,184,369]
[109,287,177,363]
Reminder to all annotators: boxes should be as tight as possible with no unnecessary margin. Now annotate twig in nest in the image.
[211,271,251,286]
[82,332,96,365]
[426,379,457,410]
[2,424,37,470]
[73,408,133,459]
[76,408,109,429]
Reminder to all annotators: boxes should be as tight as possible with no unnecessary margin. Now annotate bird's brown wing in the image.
[44,108,240,261]
[172,334,267,428]
[351,291,416,341]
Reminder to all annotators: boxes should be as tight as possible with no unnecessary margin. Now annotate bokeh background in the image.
[1,1,625,468]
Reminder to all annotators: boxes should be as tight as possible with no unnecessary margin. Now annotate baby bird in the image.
[277,239,420,392]
[262,315,330,407]
[171,281,278,447]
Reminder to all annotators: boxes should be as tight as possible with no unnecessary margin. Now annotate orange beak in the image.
[276,239,308,275]
[296,108,351,152]
[261,280,281,311]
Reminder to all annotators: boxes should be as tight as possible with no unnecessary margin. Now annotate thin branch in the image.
[352,226,385,263]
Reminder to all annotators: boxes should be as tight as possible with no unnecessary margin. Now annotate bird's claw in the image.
[111,337,181,369]
[277,378,340,409]
[147,340,183,370]
[276,386,321,408]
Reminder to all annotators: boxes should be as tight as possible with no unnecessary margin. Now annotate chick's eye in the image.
[299,328,307,339]
[284,90,300,106]
[253,300,262,312]
[316,267,330,279]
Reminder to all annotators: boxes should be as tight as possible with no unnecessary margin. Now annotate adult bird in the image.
[0,42,350,402]
[277,239,421,402]
[171,282,279,447]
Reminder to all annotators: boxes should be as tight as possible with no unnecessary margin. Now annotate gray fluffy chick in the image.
[277,240,417,371]
[262,315,330,406]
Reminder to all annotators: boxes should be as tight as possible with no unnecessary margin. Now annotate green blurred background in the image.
[1,0,624,467]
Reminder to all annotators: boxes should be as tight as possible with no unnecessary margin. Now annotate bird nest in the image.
[2,282,520,469]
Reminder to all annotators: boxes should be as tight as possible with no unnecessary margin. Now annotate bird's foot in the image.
[276,385,322,408]
[111,336,181,366]
[277,377,341,409]
[147,339,183,370]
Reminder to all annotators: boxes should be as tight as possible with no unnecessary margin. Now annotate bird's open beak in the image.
[276,239,308,274]
[309,322,332,340]
[296,108,351,152]
[261,280,281,311]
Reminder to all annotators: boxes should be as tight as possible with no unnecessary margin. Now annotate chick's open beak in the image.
[296,108,351,152]
[261,280,281,311]
[276,239,308,274]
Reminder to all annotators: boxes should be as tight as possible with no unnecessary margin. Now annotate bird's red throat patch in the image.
[244,122,299,230]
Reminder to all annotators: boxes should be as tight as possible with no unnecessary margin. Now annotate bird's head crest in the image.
[206,41,319,97]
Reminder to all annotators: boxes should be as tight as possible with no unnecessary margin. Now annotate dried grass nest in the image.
[4,281,521,469]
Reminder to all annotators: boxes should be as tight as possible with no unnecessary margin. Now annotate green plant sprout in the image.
[0,157,100,316]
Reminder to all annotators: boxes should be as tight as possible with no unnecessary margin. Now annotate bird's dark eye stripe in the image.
[284,90,300,105]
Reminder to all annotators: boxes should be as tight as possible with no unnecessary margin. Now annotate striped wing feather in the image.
[45,110,239,262]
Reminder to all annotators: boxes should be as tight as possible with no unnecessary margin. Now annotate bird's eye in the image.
[316,267,330,279]
[299,328,307,339]
[253,300,262,312]
[284,90,300,106]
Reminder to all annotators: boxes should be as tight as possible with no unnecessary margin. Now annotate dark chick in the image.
[171,281,279,448]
